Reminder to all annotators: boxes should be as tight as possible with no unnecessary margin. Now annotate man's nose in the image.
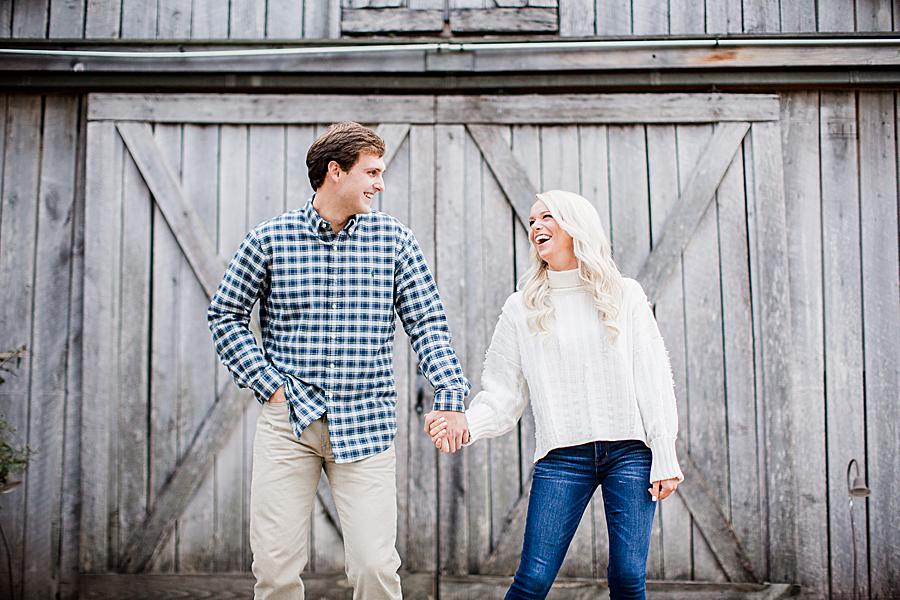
[374,177,385,192]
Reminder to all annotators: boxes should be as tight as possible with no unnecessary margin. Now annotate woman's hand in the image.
[424,411,469,453]
[649,477,679,501]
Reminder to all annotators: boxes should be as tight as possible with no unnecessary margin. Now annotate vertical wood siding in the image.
[0,92,898,600]
[2,0,896,39]
[0,95,83,600]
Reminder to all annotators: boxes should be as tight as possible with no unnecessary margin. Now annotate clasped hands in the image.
[423,410,469,454]
[423,410,679,501]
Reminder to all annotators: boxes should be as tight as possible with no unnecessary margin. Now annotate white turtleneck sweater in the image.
[464,269,684,483]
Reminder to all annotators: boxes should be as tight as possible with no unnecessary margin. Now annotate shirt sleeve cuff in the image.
[648,436,684,484]
[253,366,286,404]
[432,389,466,413]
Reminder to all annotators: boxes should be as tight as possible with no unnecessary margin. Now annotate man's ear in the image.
[326,160,343,183]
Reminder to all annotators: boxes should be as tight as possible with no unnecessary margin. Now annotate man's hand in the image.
[649,477,679,501]
[269,385,286,404]
[424,410,469,454]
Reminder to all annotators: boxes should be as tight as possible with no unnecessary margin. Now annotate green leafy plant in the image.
[0,346,27,388]
[0,346,29,600]
[0,417,31,493]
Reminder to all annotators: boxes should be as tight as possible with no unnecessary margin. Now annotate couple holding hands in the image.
[208,122,682,600]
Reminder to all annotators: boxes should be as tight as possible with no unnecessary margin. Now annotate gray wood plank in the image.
[176,124,220,572]
[49,0,86,37]
[449,7,558,32]
[858,91,899,599]
[672,123,724,583]
[668,0,704,34]
[819,92,866,598]
[632,1,668,35]
[482,475,531,575]
[855,0,894,30]
[80,120,122,572]
[438,95,781,125]
[608,125,650,277]
[596,0,631,35]
[229,0,265,38]
[119,0,157,38]
[84,0,120,36]
[779,0,816,32]
[59,94,86,600]
[817,1,854,31]
[213,124,250,572]
[0,94,40,599]
[540,124,593,578]
[716,139,765,579]
[77,93,789,128]
[190,0,229,39]
[467,124,538,229]
[157,0,192,38]
[0,3,11,36]
[705,0,742,33]
[244,124,288,573]
[377,123,412,170]
[645,124,692,580]
[12,0,49,37]
[304,0,341,38]
[481,129,520,569]
[462,128,491,573]
[509,124,539,512]
[266,0,304,38]
[342,8,445,32]
[77,572,797,599]
[405,124,439,574]
[21,96,77,600]
[671,451,757,583]
[375,128,412,564]
[146,123,183,573]
[115,131,152,571]
[577,124,612,579]
[90,94,436,124]
[119,381,248,573]
[749,119,798,586]
[23,43,900,75]
[742,0,780,33]
[637,122,750,300]
[558,0,594,35]
[435,124,469,575]
[115,122,226,299]
[779,91,827,599]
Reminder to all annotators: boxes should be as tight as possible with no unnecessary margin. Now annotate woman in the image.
[427,190,683,600]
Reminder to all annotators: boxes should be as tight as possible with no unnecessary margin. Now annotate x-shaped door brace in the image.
[115,120,757,582]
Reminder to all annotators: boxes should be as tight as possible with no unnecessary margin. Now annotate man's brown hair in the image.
[306,122,385,191]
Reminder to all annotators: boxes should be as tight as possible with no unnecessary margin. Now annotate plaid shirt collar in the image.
[303,196,363,238]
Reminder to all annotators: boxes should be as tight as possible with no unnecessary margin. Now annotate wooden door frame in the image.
[82,92,794,582]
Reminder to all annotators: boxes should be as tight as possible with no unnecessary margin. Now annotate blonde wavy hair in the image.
[521,190,625,341]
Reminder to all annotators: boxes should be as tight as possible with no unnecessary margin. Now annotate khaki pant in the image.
[250,402,402,600]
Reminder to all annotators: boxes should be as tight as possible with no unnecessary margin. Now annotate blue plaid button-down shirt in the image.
[208,198,470,462]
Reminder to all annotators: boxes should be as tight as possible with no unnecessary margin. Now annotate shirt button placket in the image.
[326,241,339,397]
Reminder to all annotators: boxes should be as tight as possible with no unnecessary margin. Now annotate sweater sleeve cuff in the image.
[648,437,684,483]
[253,366,286,404]
[462,404,495,447]
[432,389,466,413]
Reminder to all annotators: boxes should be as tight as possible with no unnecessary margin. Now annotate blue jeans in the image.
[506,440,656,600]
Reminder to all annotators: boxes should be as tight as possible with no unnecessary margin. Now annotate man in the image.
[208,122,470,599]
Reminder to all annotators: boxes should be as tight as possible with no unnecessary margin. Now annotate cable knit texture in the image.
[465,269,684,483]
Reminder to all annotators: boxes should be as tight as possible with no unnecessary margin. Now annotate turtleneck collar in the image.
[547,268,583,290]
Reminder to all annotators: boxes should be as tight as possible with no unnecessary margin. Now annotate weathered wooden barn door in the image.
[80,93,792,584]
